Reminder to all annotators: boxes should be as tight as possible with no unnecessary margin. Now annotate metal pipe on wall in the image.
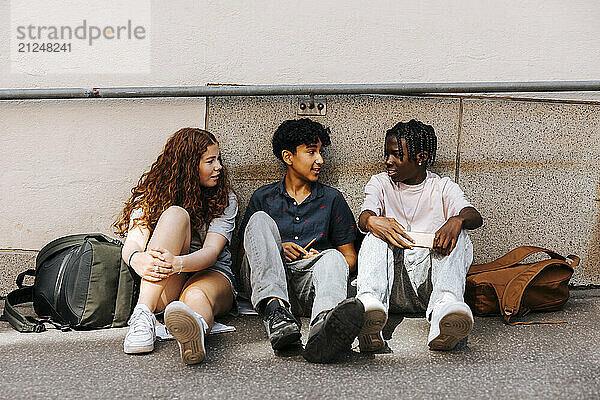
[1,81,600,100]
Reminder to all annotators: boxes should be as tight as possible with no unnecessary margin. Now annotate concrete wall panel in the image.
[3,95,598,294]
[459,99,600,285]
[209,95,460,274]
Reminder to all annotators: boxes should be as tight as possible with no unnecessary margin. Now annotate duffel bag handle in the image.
[16,269,35,289]
[468,246,566,276]
[83,233,123,246]
[2,287,46,333]
[566,254,580,269]
[501,255,577,323]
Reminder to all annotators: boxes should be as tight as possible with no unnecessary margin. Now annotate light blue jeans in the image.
[241,211,349,322]
[356,230,473,320]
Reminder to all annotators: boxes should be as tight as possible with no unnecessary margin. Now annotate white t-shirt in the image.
[360,171,473,233]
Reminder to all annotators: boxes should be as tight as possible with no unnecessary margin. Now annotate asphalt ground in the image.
[1,289,599,399]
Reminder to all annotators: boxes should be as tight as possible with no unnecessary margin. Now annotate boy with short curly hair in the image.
[239,118,364,363]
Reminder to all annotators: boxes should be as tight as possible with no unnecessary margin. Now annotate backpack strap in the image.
[468,246,566,276]
[2,286,46,333]
[16,269,36,289]
[2,268,74,333]
[500,255,579,323]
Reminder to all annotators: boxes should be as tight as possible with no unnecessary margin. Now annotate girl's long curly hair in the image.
[114,128,231,237]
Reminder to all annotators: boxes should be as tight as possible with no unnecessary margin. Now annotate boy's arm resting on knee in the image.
[433,206,483,255]
[336,242,357,273]
[457,206,483,230]
[358,210,414,249]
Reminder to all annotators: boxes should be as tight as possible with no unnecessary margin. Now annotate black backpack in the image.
[2,233,140,332]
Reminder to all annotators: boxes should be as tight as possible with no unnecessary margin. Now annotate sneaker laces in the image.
[270,307,296,328]
[128,307,154,334]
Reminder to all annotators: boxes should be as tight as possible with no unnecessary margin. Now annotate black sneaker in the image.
[263,299,301,350]
[302,298,365,363]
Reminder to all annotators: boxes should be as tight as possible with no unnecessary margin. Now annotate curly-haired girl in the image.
[114,127,237,364]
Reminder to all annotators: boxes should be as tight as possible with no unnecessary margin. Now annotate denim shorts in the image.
[205,263,237,294]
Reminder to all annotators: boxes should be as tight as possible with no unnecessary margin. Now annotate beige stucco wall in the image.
[1,1,599,90]
[0,98,206,249]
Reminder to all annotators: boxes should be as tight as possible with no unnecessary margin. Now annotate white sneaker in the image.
[164,301,208,365]
[124,304,156,354]
[357,295,387,352]
[428,301,473,351]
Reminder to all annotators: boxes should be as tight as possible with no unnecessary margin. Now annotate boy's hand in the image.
[433,216,463,255]
[282,242,309,262]
[303,248,320,259]
[366,216,414,249]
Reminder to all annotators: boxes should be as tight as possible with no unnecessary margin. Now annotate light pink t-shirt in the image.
[360,171,473,233]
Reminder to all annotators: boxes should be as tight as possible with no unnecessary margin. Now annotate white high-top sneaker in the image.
[164,301,208,365]
[428,300,473,351]
[357,294,388,352]
[124,304,157,354]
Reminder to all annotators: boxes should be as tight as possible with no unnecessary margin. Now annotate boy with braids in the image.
[351,119,483,352]
[239,118,364,363]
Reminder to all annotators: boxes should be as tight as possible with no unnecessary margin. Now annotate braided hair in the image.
[385,119,437,166]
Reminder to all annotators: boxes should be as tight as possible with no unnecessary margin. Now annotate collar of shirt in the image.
[275,176,324,204]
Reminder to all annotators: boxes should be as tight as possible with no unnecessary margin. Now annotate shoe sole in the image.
[358,308,387,352]
[165,305,206,365]
[124,341,154,354]
[267,322,302,350]
[428,310,473,351]
[303,299,365,363]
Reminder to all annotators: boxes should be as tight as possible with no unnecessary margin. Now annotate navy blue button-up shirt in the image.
[240,178,357,250]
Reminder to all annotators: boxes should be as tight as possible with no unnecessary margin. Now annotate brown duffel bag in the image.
[465,246,580,324]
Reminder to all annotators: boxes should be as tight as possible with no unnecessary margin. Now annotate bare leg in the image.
[179,270,234,331]
[137,206,191,312]
[155,274,189,312]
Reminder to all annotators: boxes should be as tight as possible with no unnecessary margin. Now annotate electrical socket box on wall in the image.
[297,97,326,116]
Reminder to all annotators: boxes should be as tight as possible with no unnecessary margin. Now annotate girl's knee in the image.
[180,285,212,307]
[160,205,190,225]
